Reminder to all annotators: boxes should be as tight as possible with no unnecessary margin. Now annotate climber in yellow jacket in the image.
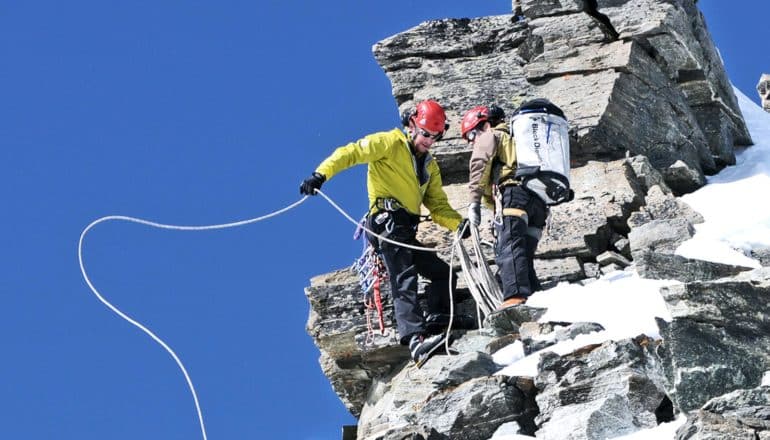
[300,99,470,364]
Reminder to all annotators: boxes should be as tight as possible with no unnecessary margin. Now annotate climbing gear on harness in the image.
[373,197,404,213]
[352,217,390,341]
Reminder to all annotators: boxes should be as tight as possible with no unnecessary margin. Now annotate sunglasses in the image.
[417,127,444,141]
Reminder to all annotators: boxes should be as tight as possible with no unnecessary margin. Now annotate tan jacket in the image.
[468,123,516,208]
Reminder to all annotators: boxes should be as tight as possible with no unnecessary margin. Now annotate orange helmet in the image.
[460,106,489,140]
[413,100,448,133]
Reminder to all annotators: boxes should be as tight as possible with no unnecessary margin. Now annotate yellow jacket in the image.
[316,128,462,231]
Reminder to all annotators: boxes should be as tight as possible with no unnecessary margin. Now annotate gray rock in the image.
[486,334,520,356]
[596,0,751,153]
[583,262,601,279]
[522,321,605,354]
[665,160,707,195]
[520,0,586,18]
[538,159,645,259]
[758,73,770,112]
[306,266,481,416]
[657,268,770,413]
[597,250,631,268]
[634,252,754,283]
[628,217,694,258]
[304,1,758,435]
[483,305,547,337]
[626,184,704,229]
[614,237,631,259]
[535,337,670,439]
[676,386,770,439]
[372,6,742,191]
[416,376,538,439]
[626,155,672,195]
[536,257,585,288]
[752,246,770,267]
[600,263,624,275]
[452,329,497,355]
[357,352,537,439]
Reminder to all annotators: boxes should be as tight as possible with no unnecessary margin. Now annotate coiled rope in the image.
[78,189,468,440]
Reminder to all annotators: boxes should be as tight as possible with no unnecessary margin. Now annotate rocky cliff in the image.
[758,73,770,112]
[305,1,770,439]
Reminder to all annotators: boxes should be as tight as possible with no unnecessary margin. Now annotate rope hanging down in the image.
[454,226,504,318]
[78,197,309,440]
[79,190,464,440]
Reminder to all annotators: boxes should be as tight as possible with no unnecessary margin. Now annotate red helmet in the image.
[460,106,489,140]
[413,100,447,133]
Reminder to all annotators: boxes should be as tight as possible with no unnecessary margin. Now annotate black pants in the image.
[495,185,548,300]
[366,209,456,345]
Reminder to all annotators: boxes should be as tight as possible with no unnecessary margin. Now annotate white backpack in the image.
[510,99,573,205]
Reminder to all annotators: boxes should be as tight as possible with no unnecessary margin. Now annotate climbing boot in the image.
[424,313,477,333]
[409,333,447,366]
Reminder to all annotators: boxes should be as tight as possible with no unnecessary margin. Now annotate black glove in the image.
[456,219,471,239]
[300,172,326,196]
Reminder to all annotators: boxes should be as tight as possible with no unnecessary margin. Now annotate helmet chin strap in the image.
[407,118,419,144]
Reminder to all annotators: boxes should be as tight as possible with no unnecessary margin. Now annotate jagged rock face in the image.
[757,73,770,112]
[304,1,765,437]
[357,350,538,440]
[676,386,770,439]
[305,156,706,417]
[534,338,671,440]
[373,0,751,193]
[657,268,770,413]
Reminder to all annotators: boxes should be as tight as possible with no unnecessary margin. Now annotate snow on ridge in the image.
[677,87,770,266]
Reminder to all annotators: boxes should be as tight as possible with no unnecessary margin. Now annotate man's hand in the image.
[467,202,481,227]
[300,172,326,196]
[456,219,471,239]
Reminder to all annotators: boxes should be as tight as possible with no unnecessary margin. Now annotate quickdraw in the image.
[352,218,390,342]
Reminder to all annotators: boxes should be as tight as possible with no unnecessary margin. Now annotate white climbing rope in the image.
[78,196,309,440]
[79,190,473,440]
[315,189,454,253]
[455,225,504,317]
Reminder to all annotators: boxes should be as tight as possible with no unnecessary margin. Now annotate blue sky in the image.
[1,1,766,439]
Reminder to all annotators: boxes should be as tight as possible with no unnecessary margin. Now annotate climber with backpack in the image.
[460,99,572,311]
[300,99,472,365]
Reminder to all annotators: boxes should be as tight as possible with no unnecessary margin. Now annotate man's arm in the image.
[468,129,497,204]
[423,160,462,231]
